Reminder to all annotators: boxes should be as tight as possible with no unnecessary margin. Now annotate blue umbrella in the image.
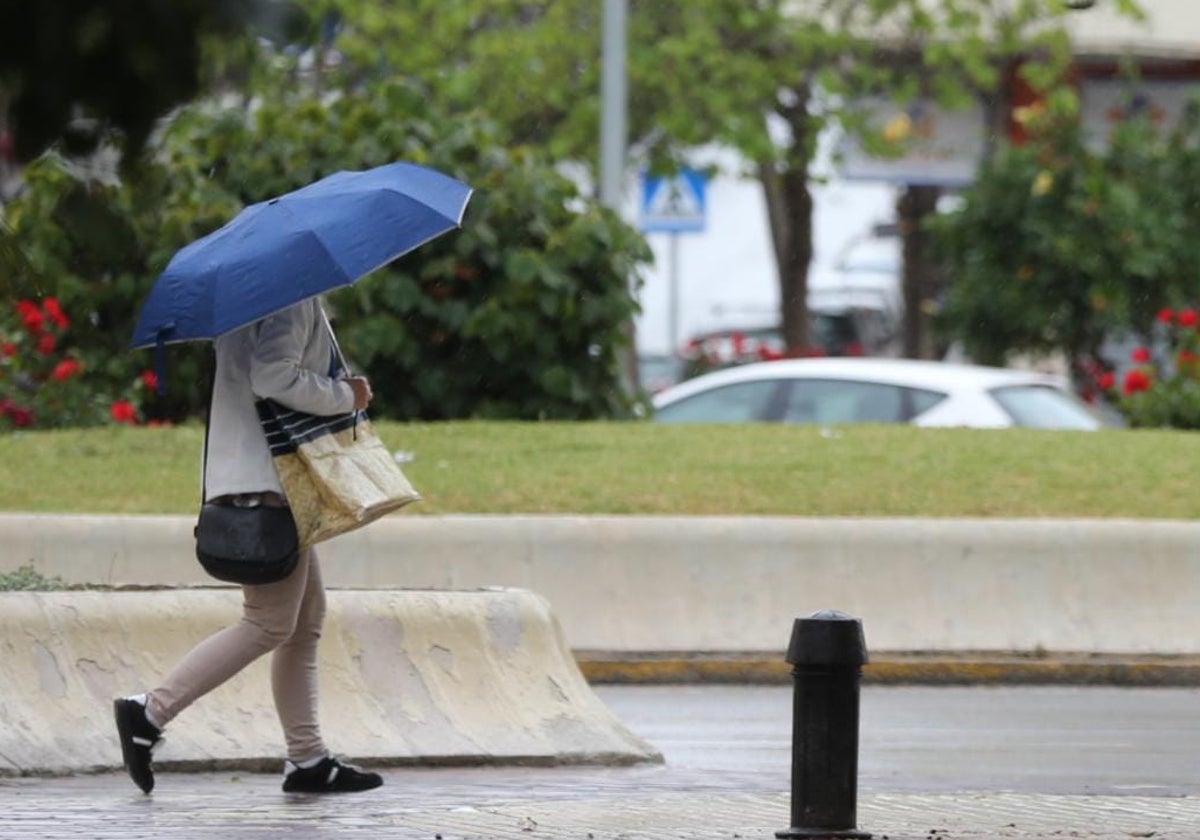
[130,161,473,351]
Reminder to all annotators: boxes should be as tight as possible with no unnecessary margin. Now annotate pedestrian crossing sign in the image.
[639,168,707,233]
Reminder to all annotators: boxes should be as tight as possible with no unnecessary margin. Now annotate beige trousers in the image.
[146,547,326,762]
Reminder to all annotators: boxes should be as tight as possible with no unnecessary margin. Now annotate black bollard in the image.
[775,609,870,840]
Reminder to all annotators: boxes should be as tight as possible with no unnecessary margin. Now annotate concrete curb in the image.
[6,513,1200,658]
[0,588,661,776]
[575,652,1200,686]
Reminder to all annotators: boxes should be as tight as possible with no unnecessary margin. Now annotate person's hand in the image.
[346,376,373,410]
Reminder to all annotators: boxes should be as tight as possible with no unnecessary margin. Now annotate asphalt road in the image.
[594,683,1200,797]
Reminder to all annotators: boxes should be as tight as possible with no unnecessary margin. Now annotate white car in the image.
[650,358,1103,430]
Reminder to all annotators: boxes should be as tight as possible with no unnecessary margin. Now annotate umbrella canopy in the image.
[130,162,472,350]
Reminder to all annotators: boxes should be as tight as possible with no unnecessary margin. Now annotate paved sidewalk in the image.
[7,685,1198,839]
[4,767,1200,839]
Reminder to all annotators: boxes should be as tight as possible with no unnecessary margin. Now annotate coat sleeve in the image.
[248,303,356,416]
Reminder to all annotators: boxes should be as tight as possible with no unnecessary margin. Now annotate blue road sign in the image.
[640,168,707,233]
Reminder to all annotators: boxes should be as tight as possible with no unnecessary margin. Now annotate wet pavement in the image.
[604,684,1200,796]
[3,685,1199,839]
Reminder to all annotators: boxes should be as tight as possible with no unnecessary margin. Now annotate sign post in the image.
[639,168,708,357]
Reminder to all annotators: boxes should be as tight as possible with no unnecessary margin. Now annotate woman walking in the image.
[113,298,382,795]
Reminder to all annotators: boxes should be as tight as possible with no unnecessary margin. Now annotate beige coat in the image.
[203,298,355,500]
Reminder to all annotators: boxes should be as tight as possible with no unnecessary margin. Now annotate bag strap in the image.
[319,304,352,376]
[200,346,216,505]
[319,303,360,439]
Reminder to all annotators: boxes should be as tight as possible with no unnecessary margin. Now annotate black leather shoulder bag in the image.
[194,352,299,585]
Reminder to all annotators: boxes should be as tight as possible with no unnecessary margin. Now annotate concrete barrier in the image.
[0,588,661,776]
[3,514,1200,655]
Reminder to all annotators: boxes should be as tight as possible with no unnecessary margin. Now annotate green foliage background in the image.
[165,82,650,420]
[3,78,649,423]
[0,0,1161,425]
[933,91,1200,386]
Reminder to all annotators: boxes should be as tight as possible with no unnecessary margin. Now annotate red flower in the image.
[1157,307,1176,324]
[110,400,138,424]
[16,300,44,335]
[42,298,69,330]
[51,359,81,381]
[1097,372,1115,391]
[1179,350,1198,368]
[9,406,34,427]
[1179,309,1199,328]
[37,333,56,356]
[1130,347,1152,364]
[1,399,34,427]
[1123,369,1153,395]
[43,298,67,328]
[1,342,14,357]
[139,370,158,390]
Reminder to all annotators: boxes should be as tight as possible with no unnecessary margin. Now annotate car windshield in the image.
[653,379,783,422]
[988,385,1100,430]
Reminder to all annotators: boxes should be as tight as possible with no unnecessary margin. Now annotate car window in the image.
[988,385,1100,430]
[779,379,908,424]
[653,379,784,423]
[908,387,948,417]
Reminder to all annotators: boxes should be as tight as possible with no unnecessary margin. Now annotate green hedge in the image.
[2,81,650,426]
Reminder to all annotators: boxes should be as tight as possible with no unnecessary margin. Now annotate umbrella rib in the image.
[453,189,474,226]
[356,222,467,280]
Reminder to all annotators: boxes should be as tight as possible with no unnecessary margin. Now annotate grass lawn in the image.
[1,421,1197,519]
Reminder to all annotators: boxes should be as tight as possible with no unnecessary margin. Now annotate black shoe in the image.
[113,697,163,794]
[282,756,383,794]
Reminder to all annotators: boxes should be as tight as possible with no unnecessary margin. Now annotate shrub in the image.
[5,82,649,424]
[2,156,216,423]
[0,297,151,429]
[1099,307,1200,429]
[168,82,650,420]
[0,564,67,591]
[934,90,1200,384]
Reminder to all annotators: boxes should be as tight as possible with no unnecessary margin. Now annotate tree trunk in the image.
[759,109,815,353]
[897,184,941,359]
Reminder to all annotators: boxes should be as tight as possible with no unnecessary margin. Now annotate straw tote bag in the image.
[256,312,419,548]
[255,397,420,548]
